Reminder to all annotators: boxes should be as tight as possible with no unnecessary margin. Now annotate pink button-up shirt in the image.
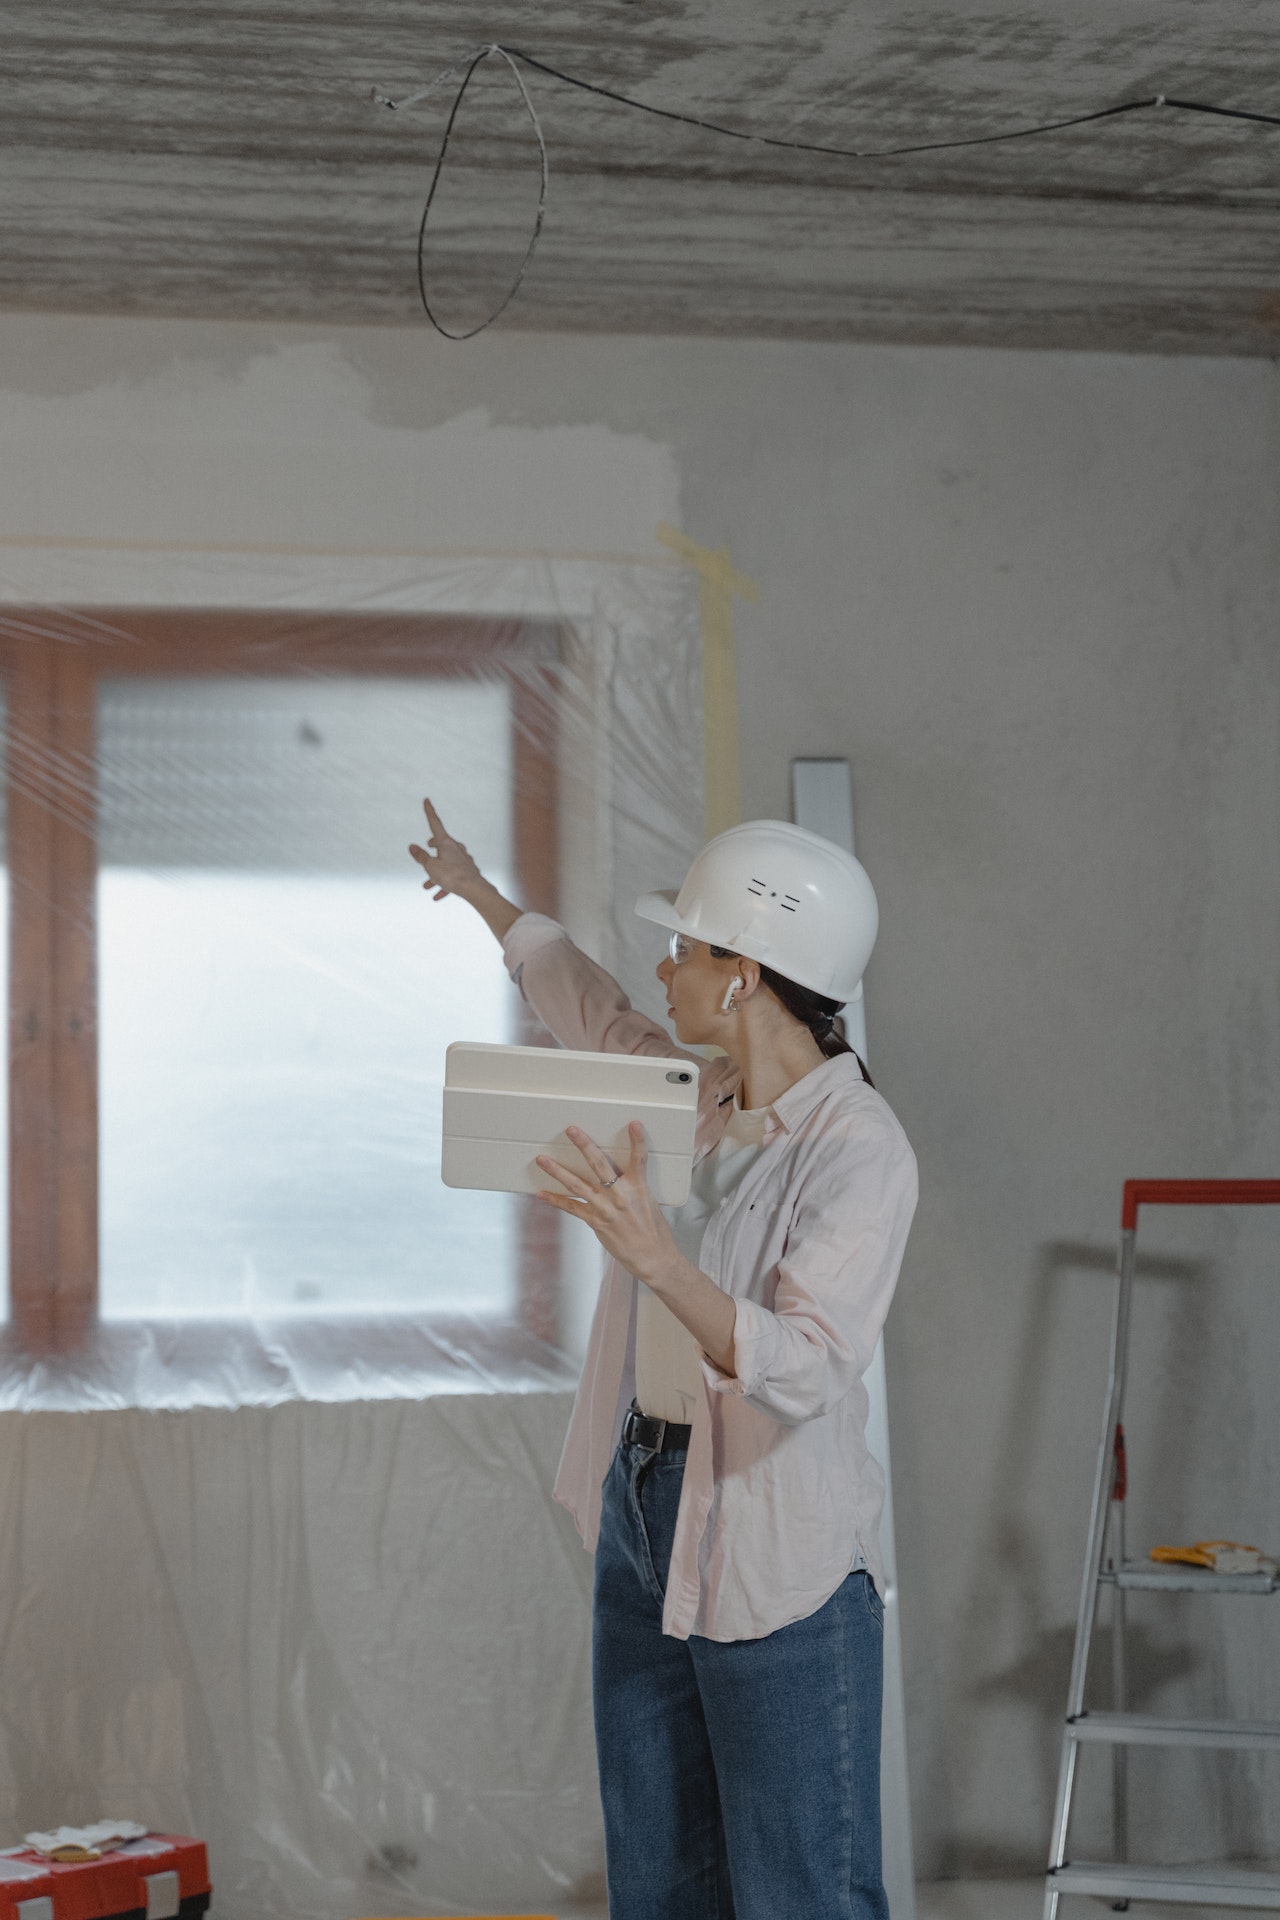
[504,914,918,1643]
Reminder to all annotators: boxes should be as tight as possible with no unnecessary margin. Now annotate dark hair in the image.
[711,945,874,1085]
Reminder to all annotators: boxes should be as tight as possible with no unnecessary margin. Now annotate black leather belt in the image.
[622,1402,691,1452]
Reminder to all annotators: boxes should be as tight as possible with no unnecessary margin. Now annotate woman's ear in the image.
[720,974,745,1013]
[735,958,763,1001]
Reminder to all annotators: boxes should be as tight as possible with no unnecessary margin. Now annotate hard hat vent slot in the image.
[781,894,799,912]
[747,877,766,897]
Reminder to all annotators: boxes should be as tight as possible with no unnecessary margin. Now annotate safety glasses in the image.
[668,932,734,964]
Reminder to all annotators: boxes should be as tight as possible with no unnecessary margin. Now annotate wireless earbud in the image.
[721,975,744,1013]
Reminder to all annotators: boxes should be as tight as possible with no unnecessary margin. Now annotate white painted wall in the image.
[1,314,1278,1886]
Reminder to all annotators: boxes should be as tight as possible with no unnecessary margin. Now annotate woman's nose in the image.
[656,956,674,986]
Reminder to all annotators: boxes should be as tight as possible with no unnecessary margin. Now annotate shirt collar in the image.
[768,1052,866,1133]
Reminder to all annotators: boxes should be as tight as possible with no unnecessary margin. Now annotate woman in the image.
[411,800,917,1920]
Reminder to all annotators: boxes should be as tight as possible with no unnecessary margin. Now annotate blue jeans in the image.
[593,1438,889,1920]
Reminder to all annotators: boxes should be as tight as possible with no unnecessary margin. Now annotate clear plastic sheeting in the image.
[0,571,703,1389]
[0,557,703,1915]
[0,1393,599,1917]
[0,1315,580,1413]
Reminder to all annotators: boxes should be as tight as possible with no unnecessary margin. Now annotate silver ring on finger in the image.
[599,1173,620,1190]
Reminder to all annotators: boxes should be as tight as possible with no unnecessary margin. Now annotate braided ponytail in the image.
[758,964,875,1086]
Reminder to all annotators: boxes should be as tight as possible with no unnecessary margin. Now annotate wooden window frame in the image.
[1,609,562,1357]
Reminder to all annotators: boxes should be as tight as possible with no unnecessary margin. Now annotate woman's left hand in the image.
[536,1123,675,1281]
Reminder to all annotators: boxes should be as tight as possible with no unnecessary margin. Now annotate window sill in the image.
[0,1312,580,1412]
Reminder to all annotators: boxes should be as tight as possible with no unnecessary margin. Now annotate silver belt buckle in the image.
[650,1415,667,1450]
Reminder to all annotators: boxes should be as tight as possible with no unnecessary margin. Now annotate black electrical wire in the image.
[503,49,1158,160]
[413,45,548,340]
[1157,96,1280,129]
[376,44,1280,338]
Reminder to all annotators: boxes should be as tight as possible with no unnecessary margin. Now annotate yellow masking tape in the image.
[656,524,759,840]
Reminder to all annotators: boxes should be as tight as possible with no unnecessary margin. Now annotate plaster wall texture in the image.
[0,313,1278,1882]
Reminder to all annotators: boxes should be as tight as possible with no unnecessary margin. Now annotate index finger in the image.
[422,796,448,838]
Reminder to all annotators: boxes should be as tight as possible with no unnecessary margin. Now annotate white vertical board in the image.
[792,757,916,1920]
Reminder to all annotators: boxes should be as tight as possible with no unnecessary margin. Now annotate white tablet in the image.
[442,1042,701,1206]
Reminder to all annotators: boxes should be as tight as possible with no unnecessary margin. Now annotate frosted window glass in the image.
[97,678,517,1319]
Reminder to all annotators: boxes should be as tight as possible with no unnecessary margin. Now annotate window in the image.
[1,611,561,1354]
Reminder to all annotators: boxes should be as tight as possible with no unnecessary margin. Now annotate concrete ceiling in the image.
[4,0,1280,353]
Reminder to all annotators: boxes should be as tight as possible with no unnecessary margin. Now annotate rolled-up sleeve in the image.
[502,912,572,980]
[705,1111,917,1425]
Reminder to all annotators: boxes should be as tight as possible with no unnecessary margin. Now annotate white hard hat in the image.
[635,819,879,1003]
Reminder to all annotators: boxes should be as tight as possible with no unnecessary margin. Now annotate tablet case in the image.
[442,1043,700,1207]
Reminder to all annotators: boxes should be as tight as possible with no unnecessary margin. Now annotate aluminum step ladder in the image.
[1044,1178,1280,1916]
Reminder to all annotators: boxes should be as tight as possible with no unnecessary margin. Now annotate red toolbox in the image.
[0,1834,210,1920]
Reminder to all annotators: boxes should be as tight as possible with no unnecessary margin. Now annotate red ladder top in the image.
[1122,1178,1280,1231]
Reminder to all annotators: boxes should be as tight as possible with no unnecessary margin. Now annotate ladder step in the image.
[1101,1562,1279,1595]
[1068,1711,1280,1751]
[1050,1861,1280,1907]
